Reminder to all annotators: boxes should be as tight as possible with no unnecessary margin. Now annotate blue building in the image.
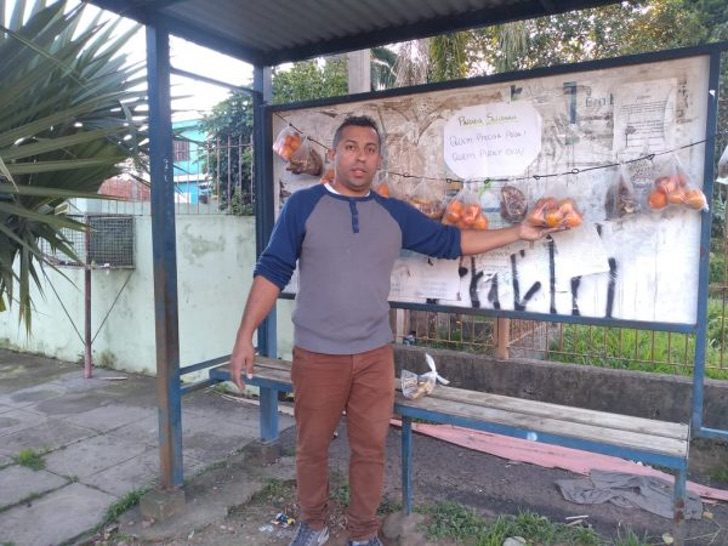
[172,119,208,204]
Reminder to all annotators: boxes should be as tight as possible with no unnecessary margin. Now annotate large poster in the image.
[271,54,711,326]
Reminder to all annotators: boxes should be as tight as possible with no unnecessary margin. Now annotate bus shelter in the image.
[89,0,725,507]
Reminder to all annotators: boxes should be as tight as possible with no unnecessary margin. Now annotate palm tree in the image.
[0,0,147,330]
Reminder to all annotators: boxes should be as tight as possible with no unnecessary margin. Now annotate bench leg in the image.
[259,386,279,443]
[673,467,687,546]
[401,416,413,515]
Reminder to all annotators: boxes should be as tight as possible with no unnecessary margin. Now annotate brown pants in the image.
[291,344,395,540]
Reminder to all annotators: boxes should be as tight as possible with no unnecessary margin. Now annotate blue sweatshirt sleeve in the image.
[378,196,462,259]
[254,187,322,289]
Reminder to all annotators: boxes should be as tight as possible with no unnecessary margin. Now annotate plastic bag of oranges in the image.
[527,197,583,228]
[272,126,303,161]
[647,155,708,212]
[373,180,392,198]
[442,187,488,230]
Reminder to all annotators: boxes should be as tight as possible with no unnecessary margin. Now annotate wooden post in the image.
[496,317,510,360]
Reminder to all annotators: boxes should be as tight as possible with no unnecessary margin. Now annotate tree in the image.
[0,0,146,329]
[201,57,350,213]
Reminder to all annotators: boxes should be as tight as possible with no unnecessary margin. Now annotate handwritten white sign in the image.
[443,103,542,178]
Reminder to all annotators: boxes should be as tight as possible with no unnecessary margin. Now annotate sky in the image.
[4,0,254,120]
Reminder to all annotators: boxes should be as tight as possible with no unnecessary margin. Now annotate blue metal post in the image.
[259,387,279,442]
[401,416,413,514]
[253,65,277,360]
[252,66,280,442]
[146,21,183,489]
[692,50,721,435]
[673,467,687,546]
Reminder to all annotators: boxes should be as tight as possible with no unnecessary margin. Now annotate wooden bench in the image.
[209,357,690,541]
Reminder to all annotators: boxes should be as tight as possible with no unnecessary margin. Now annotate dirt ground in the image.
[93,414,728,546]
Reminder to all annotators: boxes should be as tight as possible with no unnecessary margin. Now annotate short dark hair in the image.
[332,115,381,149]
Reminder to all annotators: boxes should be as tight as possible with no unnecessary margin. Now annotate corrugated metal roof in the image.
[89,0,621,66]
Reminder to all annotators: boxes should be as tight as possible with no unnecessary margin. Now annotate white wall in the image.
[0,214,295,375]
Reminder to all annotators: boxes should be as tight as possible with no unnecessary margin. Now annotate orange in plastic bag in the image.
[273,126,302,161]
[442,187,489,230]
[527,197,582,228]
[649,155,708,212]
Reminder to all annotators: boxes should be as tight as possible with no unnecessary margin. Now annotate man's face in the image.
[330,125,381,196]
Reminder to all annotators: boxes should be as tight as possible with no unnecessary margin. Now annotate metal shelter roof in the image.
[89,0,621,66]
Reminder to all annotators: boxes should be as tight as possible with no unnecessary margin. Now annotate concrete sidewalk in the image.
[0,349,292,546]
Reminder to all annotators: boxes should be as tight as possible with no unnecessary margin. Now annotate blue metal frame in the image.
[253,66,277,360]
[692,50,724,440]
[146,19,183,490]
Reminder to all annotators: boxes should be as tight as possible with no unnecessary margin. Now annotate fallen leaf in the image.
[662,532,674,544]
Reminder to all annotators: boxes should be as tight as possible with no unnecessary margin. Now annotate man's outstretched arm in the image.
[459,223,563,256]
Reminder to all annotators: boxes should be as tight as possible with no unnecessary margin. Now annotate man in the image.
[229,115,557,546]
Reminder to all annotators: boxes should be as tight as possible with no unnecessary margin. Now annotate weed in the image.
[331,482,350,507]
[104,488,146,523]
[423,501,488,540]
[709,465,728,483]
[250,479,294,504]
[13,449,45,471]
[612,525,651,546]
[377,496,402,516]
[421,503,602,546]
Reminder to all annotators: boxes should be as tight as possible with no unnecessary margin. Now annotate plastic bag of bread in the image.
[647,155,707,212]
[500,185,528,223]
[408,178,445,220]
[287,137,323,177]
[272,126,303,161]
[527,196,583,228]
[442,187,488,230]
[718,143,728,185]
[400,353,450,401]
[607,165,640,219]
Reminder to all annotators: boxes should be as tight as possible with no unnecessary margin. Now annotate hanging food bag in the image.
[608,165,640,218]
[717,143,728,185]
[527,196,582,228]
[648,155,707,212]
[443,186,488,230]
[500,185,528,223]
[272,126,303,161]
[287,137,323,177]
[408,178,445,220]
[373,179,392,198]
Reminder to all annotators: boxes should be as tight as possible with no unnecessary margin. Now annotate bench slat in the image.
[426,385,688,441]
[396,393,687,459]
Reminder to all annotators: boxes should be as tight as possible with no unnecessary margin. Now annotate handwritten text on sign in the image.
[443,103,542,178]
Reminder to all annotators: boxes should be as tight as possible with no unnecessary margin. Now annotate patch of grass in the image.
[331,482,350,507]
[709,465,728,483]
[421,503,602,546]
[546,300,728,381]
[13,449,45,471]
[377,495,402,516]
[422,501,488,541]
[612,526,651,546]
[104,488,146,523]
[250,479,294,504]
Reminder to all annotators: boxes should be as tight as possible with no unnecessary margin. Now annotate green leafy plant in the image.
[0,0,147,330]
[103,488,146,523]
[13,448,45,470]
